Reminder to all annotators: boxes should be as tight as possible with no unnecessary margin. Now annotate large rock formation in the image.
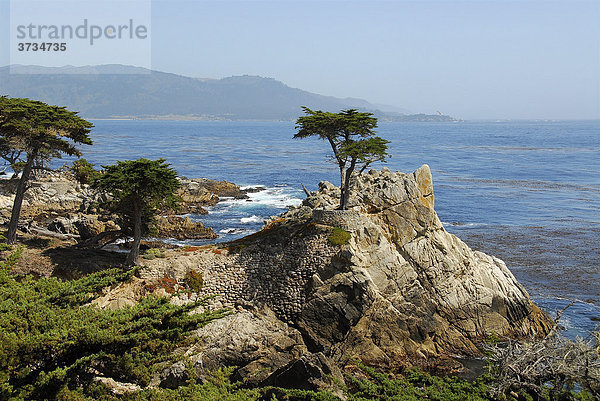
[137,165,551,388]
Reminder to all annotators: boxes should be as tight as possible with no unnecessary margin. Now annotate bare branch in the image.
[486,302,600,399]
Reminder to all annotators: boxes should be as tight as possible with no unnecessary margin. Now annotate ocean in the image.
[78,119,600,338]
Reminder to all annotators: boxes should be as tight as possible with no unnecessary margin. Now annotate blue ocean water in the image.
[78,120,600,337]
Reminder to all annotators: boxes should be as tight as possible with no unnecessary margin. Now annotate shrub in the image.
[71,158,101,185]
[345,364,493,401]
[156,275,179,294]
[142,248,166,260]
[185,269,204,293]
[0,234,23,271]
[328,227,351,246]
[0,267,227,400]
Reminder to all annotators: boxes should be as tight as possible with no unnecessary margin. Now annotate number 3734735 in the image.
[17,43,67,51]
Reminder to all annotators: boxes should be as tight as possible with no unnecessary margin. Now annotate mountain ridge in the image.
[0,64,457,121]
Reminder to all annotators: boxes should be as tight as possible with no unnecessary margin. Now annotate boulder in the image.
[176,178,248,213]
[159,307,310,388]
[46,213,119,240]
[265,352,344,392]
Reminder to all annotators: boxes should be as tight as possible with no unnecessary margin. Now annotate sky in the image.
[1,0,599,120]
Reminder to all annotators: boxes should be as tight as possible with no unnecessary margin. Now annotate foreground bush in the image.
[53,365,491,401]
[0,266,227,400]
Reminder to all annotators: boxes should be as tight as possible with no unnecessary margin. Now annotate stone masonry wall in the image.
[142,230,342,322]
[311,209,363,232]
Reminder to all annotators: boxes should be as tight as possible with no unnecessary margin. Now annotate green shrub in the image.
[185,269,204,292]
[71,158,101,185]
[0,233,23,271]
[142,248,167,260]
[328,227,351,246]
[0,267,227,400]
[345,364,493,401]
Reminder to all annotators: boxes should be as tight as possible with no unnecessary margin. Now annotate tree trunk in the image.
[125,201,142,266]
[338,165,346,210]
[341,160,357,210]
[6,153,34,244]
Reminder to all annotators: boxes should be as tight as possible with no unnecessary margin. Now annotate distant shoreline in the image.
[85,117,600,123]
[85,115,462,122]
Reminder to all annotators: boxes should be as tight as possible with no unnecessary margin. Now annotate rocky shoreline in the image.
[82,165,552,391]
[0,166,555,393]
[0,170,250,245]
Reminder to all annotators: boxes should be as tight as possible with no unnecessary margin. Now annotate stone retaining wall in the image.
[311,209,363,231]
[143,232,342,322]
[141,211,366,322]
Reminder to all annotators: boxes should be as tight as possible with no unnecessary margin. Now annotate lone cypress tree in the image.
[92,158,180,266]
[295,107,390,209]
[0,97,93,244]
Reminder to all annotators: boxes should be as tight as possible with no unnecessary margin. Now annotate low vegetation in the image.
[328,227,351,246]
[142,248,167,260]
[71,158,101,185]
[52,363,495,401]
[0,254,227,400]
[184,269,204,293]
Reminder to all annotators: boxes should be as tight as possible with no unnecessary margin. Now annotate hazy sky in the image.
[1,0,599,120]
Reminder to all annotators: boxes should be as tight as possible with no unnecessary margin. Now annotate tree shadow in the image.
[22,237,53,249]
[42,247,127,279]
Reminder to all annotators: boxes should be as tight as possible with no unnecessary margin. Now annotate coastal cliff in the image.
[105,165,553,388]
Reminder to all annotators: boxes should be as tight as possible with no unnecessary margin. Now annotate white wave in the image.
[210,186,302,209]
[219,227,253,235]
[245,188,302,208]
[240,215,263,224]
[442,221,485,228]
[240,185,266,191]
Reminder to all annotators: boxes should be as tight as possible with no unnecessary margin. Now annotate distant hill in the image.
[0,65,457,121]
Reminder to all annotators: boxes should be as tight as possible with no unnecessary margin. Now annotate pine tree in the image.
[295,107,390,209]
[0,97,93,243]
[92,158,180,266]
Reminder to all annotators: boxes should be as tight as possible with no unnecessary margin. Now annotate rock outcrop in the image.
[177,178,248,214]
[136,165,552,387]
[0,172,103,223]
[154,215,217,240]
[0,171,244,242]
